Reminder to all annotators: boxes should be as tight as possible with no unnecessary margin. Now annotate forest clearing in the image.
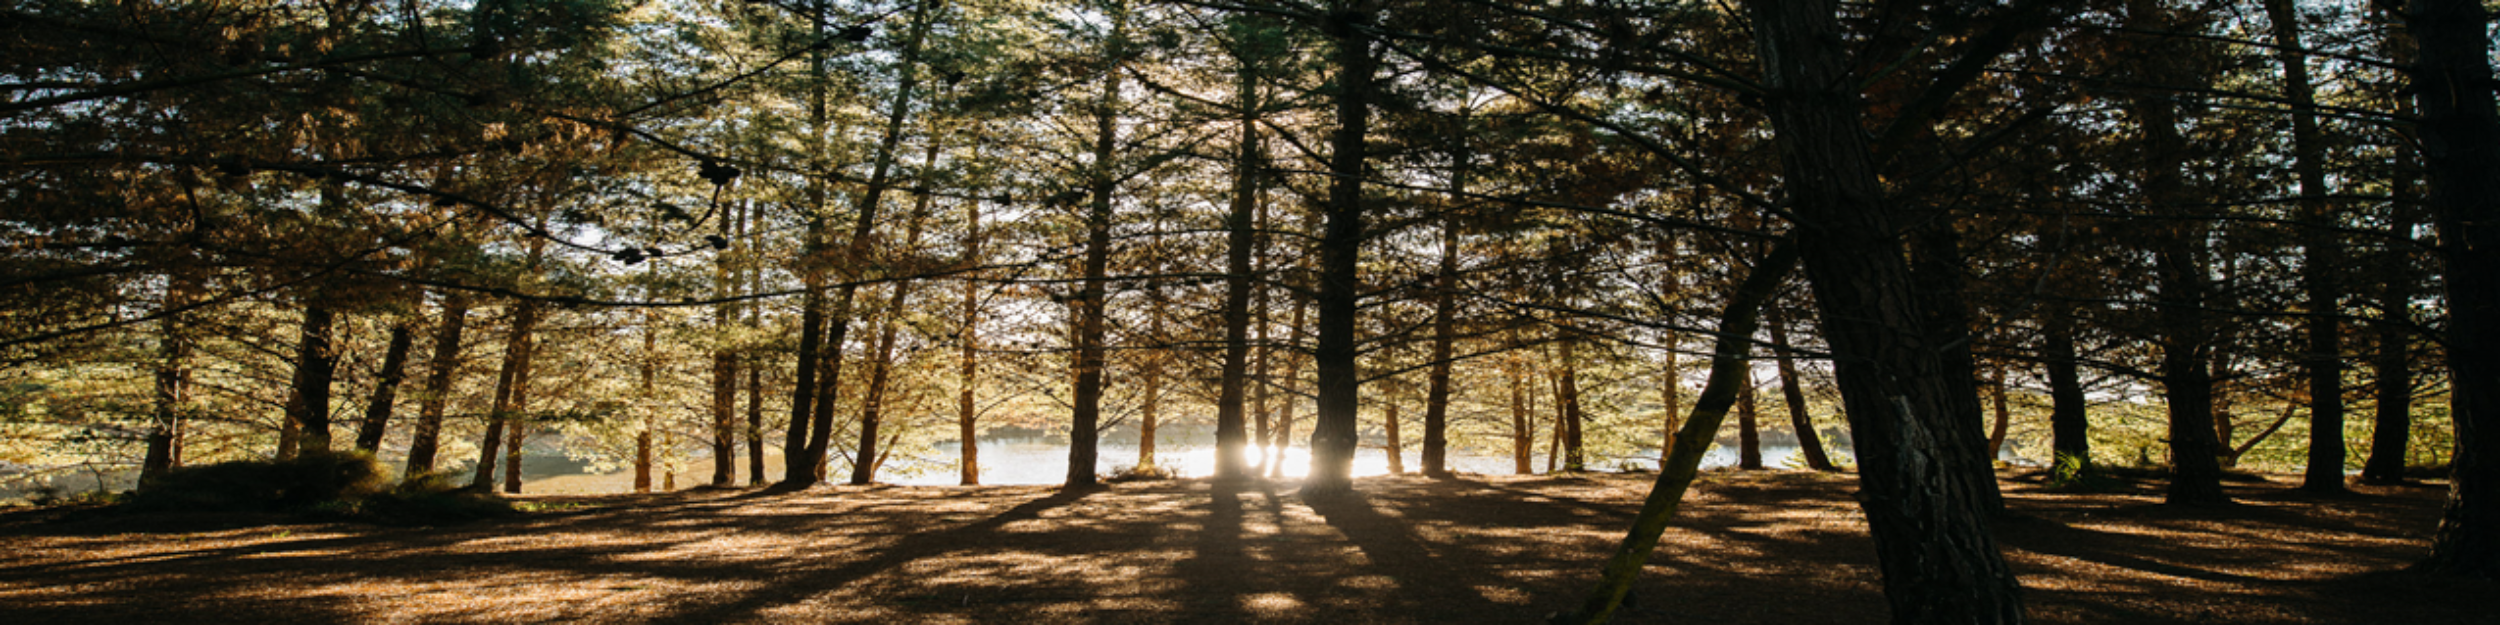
[7,0,2500,622]
[1,471,2488,624]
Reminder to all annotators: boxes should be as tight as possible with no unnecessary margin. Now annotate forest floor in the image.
[0,469,2488,624]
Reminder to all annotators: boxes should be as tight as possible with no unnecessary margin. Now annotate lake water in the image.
[523,441,1813,493]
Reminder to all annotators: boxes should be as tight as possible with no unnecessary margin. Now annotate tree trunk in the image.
[1269,294,1307,479]
[2044,304,2090,478]
[352,320,415,453]
[142,274,194,482]
[1066,8,1127,489]
[405,291,469,477]
[1560,243,1797,624]
[851,170,937,486]
[1771,308,1836,471]
[1383,399,1403,474]
[959,198,985,486]
[1745,0,2026,619]
[2363,169,2417,484]
[281,303,339,457]
[1214,39,1263,481]
[2125,0,2229,506]
[1511,345,1533,475]
[471,300,538,491]
[1139,297,1166,470]
[1737,363,1762,470]
[636,311,657,494]
[1987,368,2011,460]
[1303,1,1376,497]
[1560,337,1586,472]
[2263,0,2346,494]
[1422,138,1468,479]
[2404,0,2500,577]
[1659,347,1679,471]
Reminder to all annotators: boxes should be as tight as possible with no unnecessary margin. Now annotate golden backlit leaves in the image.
[0,473,2488,624]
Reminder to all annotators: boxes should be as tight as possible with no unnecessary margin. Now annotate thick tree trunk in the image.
[1770,309,1836,471]
[282,304,339,457]
[1745,0,2026,619]
[352,321,415,453]
[1303,1,1376,497]
[2123,0,2228,506]
[405,292,469,477]
[2404,0,2500,577]
[1910,215,2005,513]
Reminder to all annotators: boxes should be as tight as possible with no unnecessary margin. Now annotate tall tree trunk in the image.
[1066,8,1127,489]
[959,198,985,486]
[2404,0,2500,577]
[470,300,538,491]
[1139,296,1167,470]
[793,0,937,486]
[1303,1,1376,497]
[1214,40,1263,481]
[281,303,339,458]
[1909,219,2004,513]
[711,212,739,487]
[2127,0,2229,506]
[1422,136,1468,479]
[1745,0,2026,619]
[1770,308,1836,470]
[353,321,416,453]
[636,309,657,494]
[781,0,836,490]
[2363,169,2417,484]
[405,291,469,477]
[2264,0,2346,493]
[851,161,938,486]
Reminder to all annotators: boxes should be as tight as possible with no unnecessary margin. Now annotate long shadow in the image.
[648,486,1098,623]
[1301,489,1510,618]
[1173,479,1255,620]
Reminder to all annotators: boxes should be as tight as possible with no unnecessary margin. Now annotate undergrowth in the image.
[125,450,515,525]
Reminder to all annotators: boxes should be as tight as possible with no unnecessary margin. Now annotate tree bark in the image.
[1560,337,1586,472]
[2403,0,2500,577]
[1214,36,1263,481]
[470,300,538,491]
[1770,308,1836,471]
[281,303,339,457]
[1737,362,1762,470]
[851,164,937,486]
[2044,304,2090,478]
[959,197,986,486]
[1066,7,1127,489]
[1560,243,1797,624]
[405,291,469,477]
[2263,0,2346,494]
[1422,137,1468,479]
[2125,0,2229,506]
[141,274,194,482]
[1745,0,2026,619]
[1303,1,1376,497]
[353,321,416,453]
[2363,167,2417,484]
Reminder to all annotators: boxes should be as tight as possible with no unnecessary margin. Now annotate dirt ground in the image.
[0,470,2488,624]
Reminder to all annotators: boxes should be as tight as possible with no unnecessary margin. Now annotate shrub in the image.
[128,451,513,524]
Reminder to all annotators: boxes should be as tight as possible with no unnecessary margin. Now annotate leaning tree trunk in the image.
[470,300,538,491]
[353,320,416,453]
[405,291,469,477]
[2404,0,2500,577]
[1744,0,2027,620]
[1770,308,1836,471]
[1560,243,1797,624]
[1303,1,1377,497]
[851,162,938,486]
